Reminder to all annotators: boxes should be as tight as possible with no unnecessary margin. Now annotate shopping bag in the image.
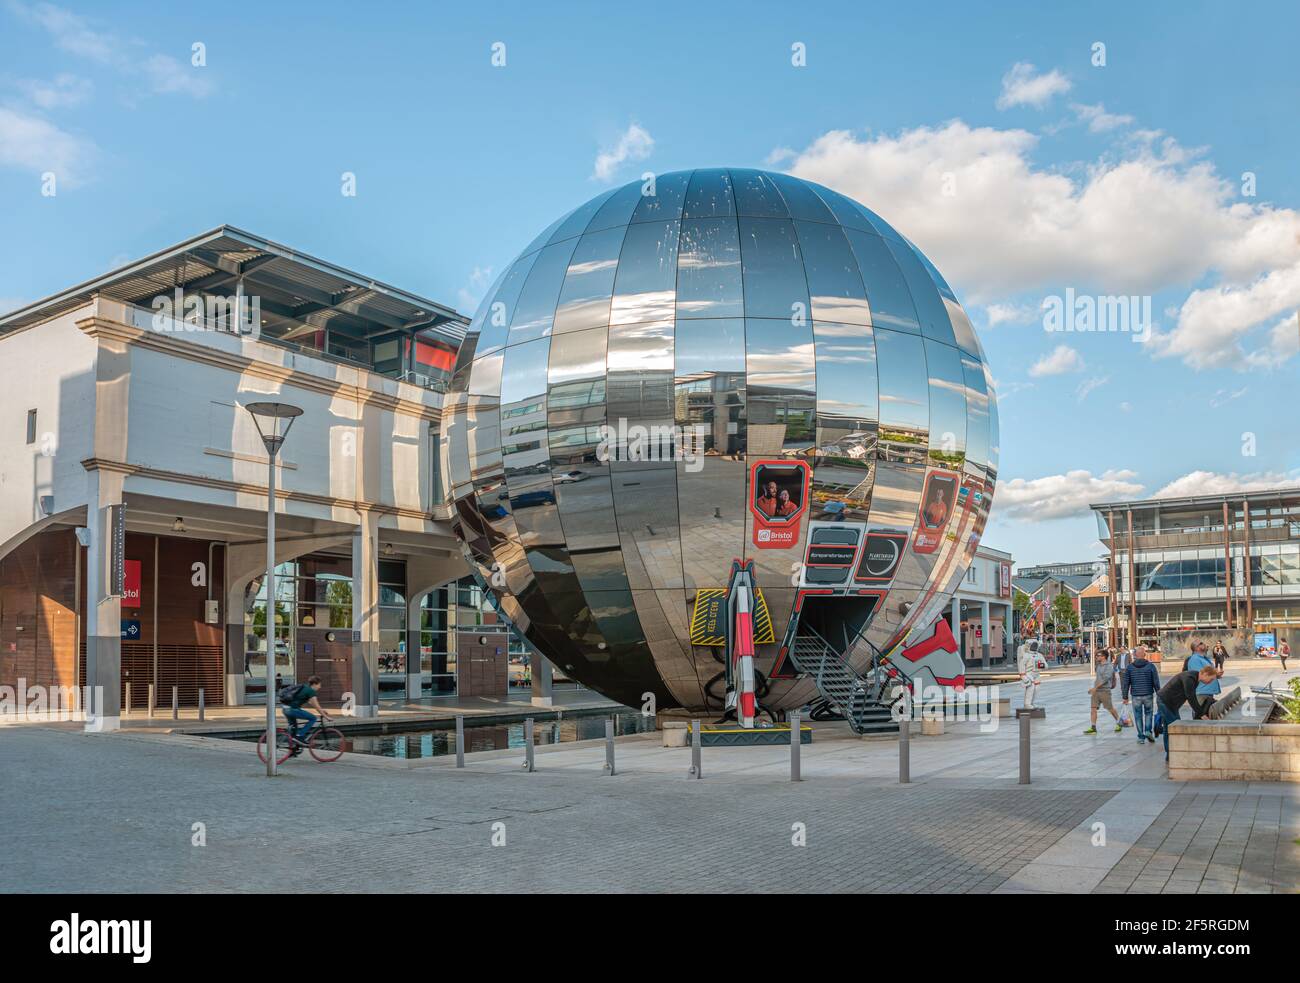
[1119,702,1133,726]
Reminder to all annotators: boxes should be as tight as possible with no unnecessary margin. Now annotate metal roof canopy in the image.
[1089,488,1300,513]
[0,225,468,346]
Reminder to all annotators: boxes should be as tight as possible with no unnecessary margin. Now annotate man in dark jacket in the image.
[1121,651,1162,745]
[1155,665,1219,760]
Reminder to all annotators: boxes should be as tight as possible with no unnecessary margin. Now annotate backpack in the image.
[277,682,305,706]
[1181,656,1192,672]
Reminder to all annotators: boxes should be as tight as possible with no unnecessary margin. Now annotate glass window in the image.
[738,217,810,320]
[676,218,744,319]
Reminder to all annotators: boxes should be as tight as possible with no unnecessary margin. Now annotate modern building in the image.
[0,227,541,726]
[948,544,1014,666]
[1091,489,1300,651]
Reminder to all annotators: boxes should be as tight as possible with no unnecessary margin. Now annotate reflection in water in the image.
[325,710,656,759]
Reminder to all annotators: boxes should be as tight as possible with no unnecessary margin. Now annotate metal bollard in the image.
[454,714,465,768]
[124,682,132,717]
[603,718,616,775]
[898,715,911,784]
[522,717,535,772]
[1019,712,1031,785]
[688,719,702,778]
[172,685,179,720]
[198,688,205,722]
[148,683,155,718]
[790,710,802,782]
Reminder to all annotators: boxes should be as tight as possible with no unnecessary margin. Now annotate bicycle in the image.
[256,716,347,764]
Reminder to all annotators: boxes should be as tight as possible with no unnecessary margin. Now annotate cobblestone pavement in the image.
[1093,789,1300,895]
[1,727,1112,893]
[3,660,1297,893]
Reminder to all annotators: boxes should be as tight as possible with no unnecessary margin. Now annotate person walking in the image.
[1281,639,1291,671]
[1211,641,1228,672]
[1084,651,1123,734]
[1122,648,1162,745]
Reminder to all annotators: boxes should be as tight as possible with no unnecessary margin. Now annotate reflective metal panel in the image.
[675,317,747,590]
[873,328,929,465]
[843,229,920,333]
[547,188,616,245]
[507,238,581,346]
[886,239,957,346]
[682,168,735,219]
[795,220,872,325]
[553,226,627,334]
[770,172,836,223]
[738,218,810,320]
[961,355,991,472]
[676,217,744,319]
[587,180,646,234]
[811,321,878,522]
[610,464,684,590]
[609,220,680,325]
[730,168,791,218]
[476,252,539,356]
[631,170,690,223]
[924,340,968,470]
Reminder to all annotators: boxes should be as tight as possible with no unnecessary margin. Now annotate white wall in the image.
[0,311,97,551]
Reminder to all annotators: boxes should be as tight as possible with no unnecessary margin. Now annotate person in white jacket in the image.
[1018,640,1047,709]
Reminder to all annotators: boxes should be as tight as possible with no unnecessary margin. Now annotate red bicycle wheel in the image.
[256,728,294,765]
[309,727,347,762]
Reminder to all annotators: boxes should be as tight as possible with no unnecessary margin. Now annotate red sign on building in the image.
[123,559,142,609]
[749,460,810,550]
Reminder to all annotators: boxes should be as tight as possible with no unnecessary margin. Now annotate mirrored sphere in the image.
[442,168,999,713]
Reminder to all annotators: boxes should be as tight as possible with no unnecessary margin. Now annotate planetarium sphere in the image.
[441,168,999,714]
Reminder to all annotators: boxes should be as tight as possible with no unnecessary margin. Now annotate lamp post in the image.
[245,401,303,777]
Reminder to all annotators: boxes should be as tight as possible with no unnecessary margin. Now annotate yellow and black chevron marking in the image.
[689,589,776,646]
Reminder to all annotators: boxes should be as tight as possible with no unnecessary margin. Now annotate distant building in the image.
[1091,489,1300,652]
[948,544,1015,665]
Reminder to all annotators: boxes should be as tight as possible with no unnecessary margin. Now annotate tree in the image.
[1049,593,1080,634]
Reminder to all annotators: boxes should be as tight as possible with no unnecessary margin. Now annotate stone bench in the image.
[1167,717,1300,782]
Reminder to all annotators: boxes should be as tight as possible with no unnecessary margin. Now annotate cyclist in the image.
[281,675,329,755]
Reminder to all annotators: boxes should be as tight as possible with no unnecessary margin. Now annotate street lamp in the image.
[245,401,303,777]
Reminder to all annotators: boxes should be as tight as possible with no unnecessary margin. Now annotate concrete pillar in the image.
[406,589,425,700]
[980,599,991,669]
[351,513,380,717]
[83,470,124,732]
[531,652,554,707]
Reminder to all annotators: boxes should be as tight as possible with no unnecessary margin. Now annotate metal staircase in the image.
[791,628,902,735]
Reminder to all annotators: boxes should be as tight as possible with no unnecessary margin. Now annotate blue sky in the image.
[2,0,1298,566]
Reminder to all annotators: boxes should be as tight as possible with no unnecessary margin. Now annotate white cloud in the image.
[1151,470,1300,499]
[996,62,1071,110]
[781,120,1300,367]
[997,469,1144,520]
[1074,375,1109,401]
[457,265,494,313]
[0,105,95,185]
[592,122,653,182]
[1029,343,1084,377]
[1072,102,1134,133]
[9,2,212,98]
[984,302,1036,327]
[17,72,92,108]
